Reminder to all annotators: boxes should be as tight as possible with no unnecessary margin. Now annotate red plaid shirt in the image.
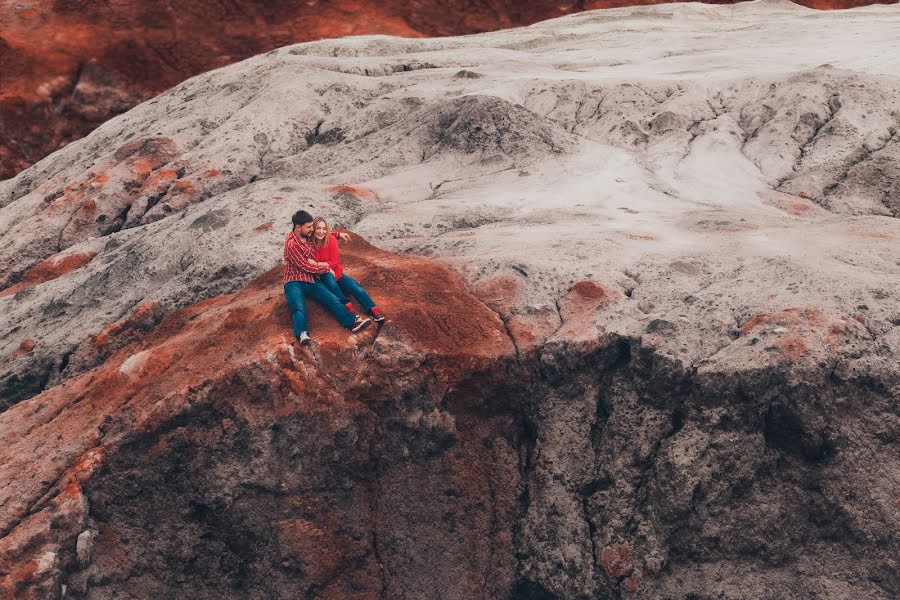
[283,231,329,283]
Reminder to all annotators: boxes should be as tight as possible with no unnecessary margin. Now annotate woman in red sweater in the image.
[310,217,385,322]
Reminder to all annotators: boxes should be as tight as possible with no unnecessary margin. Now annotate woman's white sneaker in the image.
[351,316,371,333]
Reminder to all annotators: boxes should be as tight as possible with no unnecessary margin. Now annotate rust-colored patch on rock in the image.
[740,307,871,361]
[0,251,98,297]
[559,280,614,322]
[758,190,820,217]
[570,280,608,302]
[740,307,823,336]
[778,334,808,359]
[626,233,658,241]
[327,184,379,201]
[554,280,618,344]
[94,301,162,352]
[173,179,194,192]
[253,221,274,233]
[788,202,813,215]
[827,319,853,346]
[88,173,110,187]
[600,542,635,578]
[13,339,36,358]
[623,572,640,593]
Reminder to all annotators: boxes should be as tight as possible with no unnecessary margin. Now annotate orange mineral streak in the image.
[758,190,820,216]
[739,307,871,360]
[93,301,161,351]
[88,172,110,187]
[130,156,159,177]
[740,307,823,336]
[0,251,98,297]
[326,184,379,201]
[788,202,813,215]
[12,339,36,359]
[0,235,515,592]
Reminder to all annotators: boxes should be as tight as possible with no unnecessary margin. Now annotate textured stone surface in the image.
[1,0,897,179]
[0,2,898,598]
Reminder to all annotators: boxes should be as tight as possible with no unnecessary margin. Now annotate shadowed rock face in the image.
[1,0,896,179]
[2,241,897,599]
[1,2,899,598]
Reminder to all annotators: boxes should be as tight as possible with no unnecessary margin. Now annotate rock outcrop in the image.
[1,0,896,179]
[3,238,896,599]
[1,2,899,598]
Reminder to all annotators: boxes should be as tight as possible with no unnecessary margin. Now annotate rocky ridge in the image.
[0,1,898,598]
[2,0,897,179]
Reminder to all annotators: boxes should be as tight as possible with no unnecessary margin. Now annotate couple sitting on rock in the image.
[282,210,385,345]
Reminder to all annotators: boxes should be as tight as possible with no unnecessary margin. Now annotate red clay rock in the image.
[600,541,635,578]
[12,339,36,358]
[327,184,380,201]
[735,306,875,361]
[93,301,162,352]
[0,251,97,297]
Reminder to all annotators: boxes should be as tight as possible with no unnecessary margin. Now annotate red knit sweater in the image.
[314,233,343,280]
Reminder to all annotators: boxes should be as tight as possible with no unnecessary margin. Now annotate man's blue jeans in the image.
[320,273,377,313]
[283,280,355,336]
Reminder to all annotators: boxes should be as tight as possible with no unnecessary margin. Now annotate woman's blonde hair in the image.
[311,217,331,248]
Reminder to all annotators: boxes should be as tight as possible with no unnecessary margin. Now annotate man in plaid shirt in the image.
[283,210,370,345]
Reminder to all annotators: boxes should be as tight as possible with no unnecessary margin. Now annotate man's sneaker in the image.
[370,306,386,323]
[344,302,354,313]
[297,331,311,346]
[350,316,371,333]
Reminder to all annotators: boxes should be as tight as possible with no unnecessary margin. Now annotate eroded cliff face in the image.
[1,3,899,598]
[1,0,897,179]
[1,240,897,599]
